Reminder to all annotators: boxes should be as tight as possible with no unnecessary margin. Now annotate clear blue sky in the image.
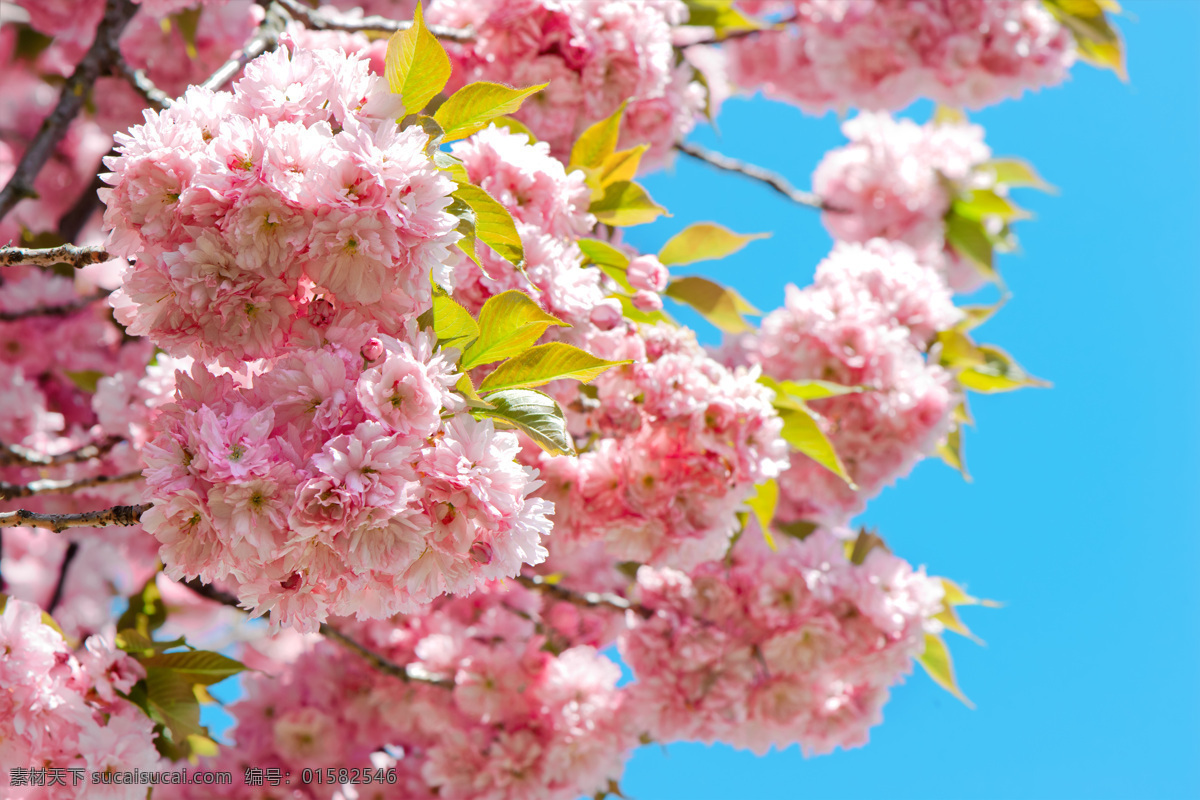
[617,2,1200,798]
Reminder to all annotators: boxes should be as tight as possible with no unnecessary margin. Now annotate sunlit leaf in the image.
[777,405,855,487]
[569,101,627,170]
[664,275,759,334]
[430,289,479,350]
[917,633,974,708]
[953,190,1030,223]
[479,343,628,392]
[615,294,674,326]
[599,145,648,187]
[452,182,525,269]
[979,158,1054,192]
[945,210,999,284]
[492,115,536,141]
[460,291,568,369]
[744,479,779,550]
[434,81,548,142]
[474,389,576,456]
[385,2,452,116]
[657,222,768,266]
[140,651,245,687]
[590,181,668,226]
[117,576,166,638]
[682,0,764,35]
[775,378,865,402]
[957,345,1049,393]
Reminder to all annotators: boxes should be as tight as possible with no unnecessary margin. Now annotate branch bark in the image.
[0,0,139,222]
[515,573,652,619]
[0,244,112,269]
[676,141,829,210]
[273,0,474,40]
[0,437,124,468]
[0,503,152,533]
[0,471,143,502]
[115,57,172,110]
[0,292,110,322]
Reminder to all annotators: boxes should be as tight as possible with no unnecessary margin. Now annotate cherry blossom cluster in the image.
[622,528,944,754]
[0,596,163,797]
[726,0,1076,113]
[813,111,996,291]
[430,0,706,167]
[727,239,960,527]
[165,587,631,800]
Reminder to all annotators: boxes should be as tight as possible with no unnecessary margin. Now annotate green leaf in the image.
[455,373,494,409]
[578,239,631,270]
[473,389,576,456]
[64,370,105,394]
[145,668,207,745]
[460,290,568,369]
[433,81,549,142]
[847,527,890,565]
[957,300,1006,331]
[430,289,479,350]
[936,422,970,481]
[657,222,768,266]
[957,345,1049,393]
[569,101,628,170]
[385,2,452,116]
[944,210,998,284]
[433,151,471,186]
[479,342,628,392]
[115,629,188,657]
[117,576,166,638]
[979,158,1054,192]
[615,293,674,326]
[452,182,525,269]
[599,145,648,187]
[940,577,1002,609]
[777,406,856,487]
[169,7,202,59]
[917,633,974,708]
[932,105,967,125]
[777,520,819,541]
[952,190,1030,223]
[682,0,764,35]
[775,379,865,402]
[1043,0,1126,79]
[590,181,668,226]
[744,479,779,550]
[663,275,759,334]
[140,650,245,687]
[0,594,65,637]
[492,115,536,141]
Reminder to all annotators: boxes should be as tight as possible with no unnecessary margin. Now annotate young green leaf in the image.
[952,189,1030,223]
[473,389,576,456]
[430,290,480,349]
[479,342,628,392]
[1043,0,1126,79]
[847,527,890,565]
[936,422,970,481]
[455,373,494,409]
[492,115,537,141]
[578,238,631,270]
[944,210,998,283]
[682,0,764,35]
[979,158,1054,192]
[615,294,674,326]
[384,2,452,116]
[657,222,769,266]
[917,633,974,708]
[957,345,1049,393]
[460,290,568,369]
[139,651,246,687]
[433,81,549,142]
[775,378,865,402]
[744,478,779,551]
[64,370,105,394]
[663,275,759,334]
[452,182,525,269]
[590,180,668,226]
[144,667,208,745]
[115,629,188,657]
[117,576,167,638]
[569,101,628,170]
[597,144,648,189]
[777,405,856,487]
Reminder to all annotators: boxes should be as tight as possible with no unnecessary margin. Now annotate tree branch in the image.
[114,57,172,110]
[515,573,652,619]
[46,542,80,614]
[676,141,829,210]
[0,503,152,533]
[0,292,110,322]
[0,437,124,468]
[0,471,143,502]
[273,0,474,40]
[0,244,112,269]
[200,2,288,92]
[0,0,139,223]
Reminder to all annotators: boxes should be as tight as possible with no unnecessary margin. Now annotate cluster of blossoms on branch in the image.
[0,0,1123,796]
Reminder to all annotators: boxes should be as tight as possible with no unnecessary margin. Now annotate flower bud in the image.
[627,255,669,293]
[309,297,335,327]
[631,290,664,312]
[469,539,494,565]
[361,337,385,362]
[589,299,623,331]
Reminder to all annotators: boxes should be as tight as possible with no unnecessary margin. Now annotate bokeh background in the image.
[615,2,1200,798]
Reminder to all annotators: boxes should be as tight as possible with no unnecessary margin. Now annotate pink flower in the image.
[626,255,669,293]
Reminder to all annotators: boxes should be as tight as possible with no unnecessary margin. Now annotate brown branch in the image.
[200,3,288,92]
[46,541,80,614]
[0,291,110,322]
[114,57,172,110]
[0,437,124,468]
[681,16,798,47]
[0,0,139,223]
[178,577,453,688]
[515,573,652,619]
[0,503,152,533]
[676,141,828,210]
[273,0,474,40]
[0,244,112,269]
[0,471,143,502]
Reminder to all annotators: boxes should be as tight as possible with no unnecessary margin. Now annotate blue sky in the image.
[617,3,1200,799]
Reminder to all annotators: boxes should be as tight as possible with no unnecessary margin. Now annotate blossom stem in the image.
[515,573,652,619]
[0,471,144,502]
[273,0,475,41]
[0,0,140,222]
[0,244,112,269]
[675,141,827,210]
[0,437,124,468]
[0,504,153,533]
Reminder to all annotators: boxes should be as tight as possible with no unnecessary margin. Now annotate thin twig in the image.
[200,3,288,93]
[681,16,798,47]
[0,437,124,468]
[676,141,828,210]
[46,542,80,614]
[273,0,474,40]
[515,573,652,619]
[114,57,172,110]
[178,577,453,688]
[0,0,139,222]
[0,244,112,269]
[0,503,152,533]
[0,471,143,502]
[0,292,110,322]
